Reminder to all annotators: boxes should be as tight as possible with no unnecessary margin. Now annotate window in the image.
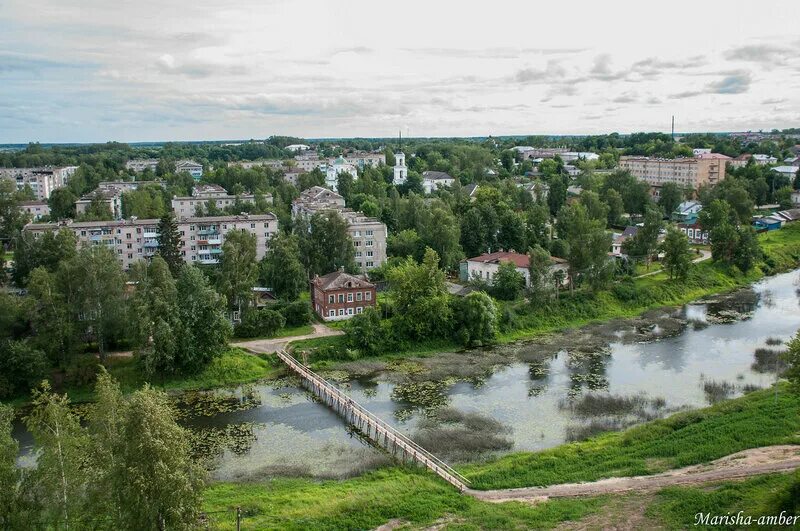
[126,243,132,249]
[366,261,374,268]
[355,251,362,258]
[127,253,132,259]
[356,292,362,301]
[328,294,334,304]
[366,251,373,257]
[191,245,196,251]
[347,308,353,315]
[366,230,373,236]
[347,293,353,302]
[365,291,372,301]
[329,309,335,317]
[356,307,363,314]
[353,230,361,237]
[338,309,344,316]
[353,241,361,247]
[338,293,344,303]
[366,240,373,247]
[126,233,131,239]
[250,223,255,229]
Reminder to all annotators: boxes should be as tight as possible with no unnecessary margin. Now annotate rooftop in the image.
[312,270,374,291]
[466,251,566,269]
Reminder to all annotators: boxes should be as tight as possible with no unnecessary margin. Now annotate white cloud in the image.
[0,0,799,142]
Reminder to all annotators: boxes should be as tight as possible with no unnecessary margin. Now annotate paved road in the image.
[634,249,712,279]
[467,445,800,502]
[233,322,344,354]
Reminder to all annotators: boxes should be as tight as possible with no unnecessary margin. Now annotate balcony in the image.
[143,240,159,248]
[207,238,222,245]
[210,247,222,254]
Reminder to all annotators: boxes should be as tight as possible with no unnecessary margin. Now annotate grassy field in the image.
[462,385,800,489]
[203,469,607,530]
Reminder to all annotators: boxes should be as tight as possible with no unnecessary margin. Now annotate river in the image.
[13,270,800,480]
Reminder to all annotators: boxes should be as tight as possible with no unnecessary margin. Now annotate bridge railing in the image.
[276,349,470,490]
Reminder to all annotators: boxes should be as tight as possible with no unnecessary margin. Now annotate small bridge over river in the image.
[275,349,470,491]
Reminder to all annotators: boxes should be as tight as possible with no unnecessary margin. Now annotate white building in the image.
[422,171,455,194]
[175,160,203,180]
[0,166,77,200]
[393,152,408,185]
[325,156,358,191]
[692,148,712,156]
[19,201,50,221]
[560,152,599,163]
[772,166,799,181]
[23,213,278,269]
[171,184,269,218]
[752,154,778,165]
[286,144,311,152]
[462,251,569,288]
[125,159,159,173]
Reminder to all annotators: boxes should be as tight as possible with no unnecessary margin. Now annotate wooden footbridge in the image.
[275,349,470,491]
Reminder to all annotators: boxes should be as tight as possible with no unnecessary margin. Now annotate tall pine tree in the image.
[156,213,183,277]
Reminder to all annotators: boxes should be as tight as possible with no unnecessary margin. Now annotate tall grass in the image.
[462,384,800,490]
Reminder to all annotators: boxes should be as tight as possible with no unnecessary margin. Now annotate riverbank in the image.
[297,223,800,368]
[201,386,800,529]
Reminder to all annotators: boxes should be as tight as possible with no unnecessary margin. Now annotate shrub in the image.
[64,355,101,387]
[0,339,48,398]
[277,301,312,327]
[234,309,286,338]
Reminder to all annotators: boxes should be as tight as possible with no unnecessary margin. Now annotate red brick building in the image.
[311,271,376,321]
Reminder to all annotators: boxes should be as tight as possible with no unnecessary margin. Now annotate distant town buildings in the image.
[772,166,799,181]
[0,166,77,200]
[730,153,779,168]
[125,159,159,173]
[325,156,358,191]
[171,184,269,218]
[619,155,727,193]
[227,160,286,170]
[422,171,455,194]
[175,160,203,180]
[285,144,311,152]
[311,270,376,321]
[671,200,703,224]
[76,188,124,220]
[292,186,387,271]
[23,213,278,269]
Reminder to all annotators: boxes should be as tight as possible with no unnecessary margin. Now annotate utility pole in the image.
[671,115,675,140]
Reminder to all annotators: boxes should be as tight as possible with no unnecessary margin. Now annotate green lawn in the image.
[462,384,800,490]
[203,468,606,530]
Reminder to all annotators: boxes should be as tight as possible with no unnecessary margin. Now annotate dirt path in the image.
[233,323,343,354]
[467,445,800,503]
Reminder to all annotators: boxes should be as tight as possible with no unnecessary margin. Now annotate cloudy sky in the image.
[1,0,799,143]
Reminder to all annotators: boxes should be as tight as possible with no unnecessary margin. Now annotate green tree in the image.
[337,172,354,204]
[603,188,625,226]
[386,247,452,340]
[0,179,27,242]
[47,188,78,220]
[61,246,125,360]
[260,233,307,301]
[130,257,181,375]
[27,267,77,366]
[11,228,77,287]
[556,203,613,289]
[114,385,204,529]
[77,192,114,221]
[452,291,497,347]
[420,202,463,270]
[345,306,388,356]
[775,186,794,210]
[660,225,692,280]
[623,206,663,267]
[156,212,183,277]
[219,230,258,314]
[547,174,568,215]
[497,209,527,252]
[25,383,88,528]
[579,190,609,226]
[785,332,800,391]
[388,229,424,261]
[0,339,48,399]
[658,183,683,216]
[0,403,32,528]
[175,266,232,373]
[296,211,357,276]
[528,244,554,299]
[733,227,761,273]
[460,208,486,258]
[491,260,525,301]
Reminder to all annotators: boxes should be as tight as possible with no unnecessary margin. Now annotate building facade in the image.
[310,271,376,321]
[393,152,407,185]
[75,189,124,220]
[422,171,455,194]
[175,160,203,180]
[23,213,278,269]
[19,201,50,221]
[125,159,159,173]
[0,166,77,200]
[462,251,568,288]
[325,156,358,191]
[619,155,727,191]
[171,184,267,218]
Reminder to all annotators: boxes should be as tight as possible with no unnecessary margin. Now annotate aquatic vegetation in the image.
[702,379,736,404]
[191,422,260,466]
[413,408,513,461]
[390,380,451,418]
[176,386,261,419]
[751,348,787,373]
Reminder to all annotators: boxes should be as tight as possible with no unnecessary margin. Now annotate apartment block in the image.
[292,186,387,271]
[0,166,77,200]
[75,188,124,220]
[175,160,203,180]
[619,155,727,192]
[171,184,270,218]
[125,159,159,172]
[23,213,278,269]
[19,201,50,221]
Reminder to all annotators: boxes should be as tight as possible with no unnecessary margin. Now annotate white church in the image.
[393,151,407,185]
[325,156,358,191]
